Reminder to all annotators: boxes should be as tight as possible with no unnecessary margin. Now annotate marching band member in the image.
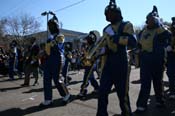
[62,43,72,85]
[21,37,40,86]
[8,40,22,80]
[166,17,175,99]
[39,14,71,107]
[78,30,100,98]
[135,6,171,113]
[96,0,137,116]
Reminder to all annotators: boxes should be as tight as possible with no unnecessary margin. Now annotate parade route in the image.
[0,68,175,116]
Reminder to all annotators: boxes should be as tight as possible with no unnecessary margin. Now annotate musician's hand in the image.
[30,61,34,64]
[106,37,113,46]
[104,26,115,36]
[106,37,117,52]
[166,45,173,52]
[99,47,106,55]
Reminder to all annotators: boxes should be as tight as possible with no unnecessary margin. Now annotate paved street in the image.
[0,68,175,116]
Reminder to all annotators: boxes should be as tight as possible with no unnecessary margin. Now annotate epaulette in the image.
[123,21,134,34]
[156,26,168,34]
[103,24,111,33]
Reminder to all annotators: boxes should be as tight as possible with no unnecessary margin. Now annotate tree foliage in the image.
[0,18,7,37]
[1,13,41,39]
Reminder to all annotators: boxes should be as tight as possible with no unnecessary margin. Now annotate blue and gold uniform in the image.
[40,15,71,107]
[166,17,175,98]
[135,6,171,112]
[96,1,136,116]
[78,31,100,98]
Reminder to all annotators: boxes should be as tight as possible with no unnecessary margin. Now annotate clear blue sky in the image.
[0,0,174,34]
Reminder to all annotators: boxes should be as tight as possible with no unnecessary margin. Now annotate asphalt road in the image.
[0,68,175,116]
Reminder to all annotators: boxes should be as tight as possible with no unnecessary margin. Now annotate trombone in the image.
[86,36,106,59]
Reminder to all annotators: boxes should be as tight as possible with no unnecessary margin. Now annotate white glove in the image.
[30,61,34,64]
[166,45,173,52]
[104,26,115,36]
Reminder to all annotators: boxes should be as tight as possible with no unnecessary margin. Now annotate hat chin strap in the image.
[110,16,122,24]
[111,19,121,24]
[147,23,159,29]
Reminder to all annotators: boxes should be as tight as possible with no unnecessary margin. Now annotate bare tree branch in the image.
[2,13,41,39]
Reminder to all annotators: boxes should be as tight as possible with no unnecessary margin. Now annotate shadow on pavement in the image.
[77,92,98,101]
[131,79,141,84]
[1,94,175,116]
[22,86,56,93]
[112,114,121,116]
[22,81,82,94]
[0,86,23,92]
[22,87,44,93]
[68,72,77,75]
[77,88,116,101]
[163,81,169,88]
[0,95,77,116]
[0,78,23,83]
[133,95,175,116]
[68,80,83,86]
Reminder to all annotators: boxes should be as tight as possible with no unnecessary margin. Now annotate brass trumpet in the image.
[86,36,106,59]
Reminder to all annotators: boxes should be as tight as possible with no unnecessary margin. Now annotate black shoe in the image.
[9,78,15,81]
[168,94,175,100]
[39,101,53,108]
[156,101,165,108]
[96,77,100,79]
[91,89,99,94]
[67,76,72,81]
[62,94,74,105]
[21,84,29,87]
[18,74,22,79]
[77,92,87,99]
[134,107,146,114]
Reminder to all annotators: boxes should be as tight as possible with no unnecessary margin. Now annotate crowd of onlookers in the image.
[0,47,9,75]
[0,39,99,82]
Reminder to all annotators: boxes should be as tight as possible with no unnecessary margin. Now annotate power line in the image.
[1,0,86,20]
[54,0,86,12]
[36,0,86,22]
[0,0,86,31]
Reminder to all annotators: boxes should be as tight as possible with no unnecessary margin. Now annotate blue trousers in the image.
[137,53,164,108]
[97,60,132,116]
[8,58,15,79]
[62,58,70,80]
[9,58,21,79]
[166,52,175,94]
[80,66,99,93]
[43,56,69,100]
